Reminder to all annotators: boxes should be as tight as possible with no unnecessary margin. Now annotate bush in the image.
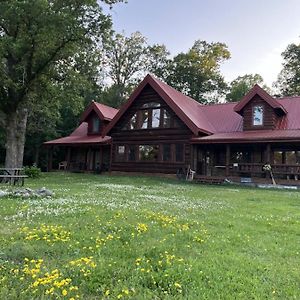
[24,164,41,179]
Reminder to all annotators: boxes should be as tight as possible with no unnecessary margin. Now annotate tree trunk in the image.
[5,108,28,168]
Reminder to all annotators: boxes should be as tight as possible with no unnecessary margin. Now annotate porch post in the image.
[86,147,91,171]
[226,144,230,176]
[266,143,271,163]
[47,146,53,172]
[99,146,103,168]
[66,147,71,170]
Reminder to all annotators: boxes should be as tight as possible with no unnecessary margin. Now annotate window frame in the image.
[91,116,100,134]
[252,105,264,126]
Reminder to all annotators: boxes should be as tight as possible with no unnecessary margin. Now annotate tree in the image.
[102,31,150,106]
[147,44,171,80]
[226,74,269,102]
[0,0,121,168]
[25,46,103,167]
[164,40,230,103]
[275,43,300,96]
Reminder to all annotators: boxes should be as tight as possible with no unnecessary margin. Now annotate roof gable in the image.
[104,74,215,136]
[80,101,118,122]
[234,84,287,115]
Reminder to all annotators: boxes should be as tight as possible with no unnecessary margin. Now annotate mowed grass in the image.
[0,172,299,299]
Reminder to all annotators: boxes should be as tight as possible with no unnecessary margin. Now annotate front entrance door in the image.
[196,148,212,176]
[204,151,212,176]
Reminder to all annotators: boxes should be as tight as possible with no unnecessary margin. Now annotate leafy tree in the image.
[164,40,230,103]
[147,44,171,80]
[275,43,300,96]
[226,74,269,102]
[0,0,121,168]
[102,31,150,106]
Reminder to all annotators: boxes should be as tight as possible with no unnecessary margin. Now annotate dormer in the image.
[234,84,287,131]
[80,101,118,135]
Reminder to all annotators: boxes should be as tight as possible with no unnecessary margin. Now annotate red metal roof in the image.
[199,102,243,133]
[191,129,300,144]
[104,74,215,136]
[276,97,300,130]
[234,84,287,115]
[45,75,300,147]
[150,76,216,134]
[81,101,118,122]
[44,122,111,146]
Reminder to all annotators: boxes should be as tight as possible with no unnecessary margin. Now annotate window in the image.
[274,151,283,164]
[141,102,161,108]
[175,144,184,162]
[129,113,138,130]
[231,151,251,163]
[162,109,171,128]
[141,110,149,129]
[253,105,263,126]
[122,101,182,130]
[139,145,159,161]
[286,151,296,164]
[115,145,126,161]
[152,109,160,128]
[128,145,136,161]
[162,144,171,161]
[92,117,100,133]
[118,145,125,154]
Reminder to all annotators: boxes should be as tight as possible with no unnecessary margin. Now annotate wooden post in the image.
[86,147,91,171]
[47,146,53,172]
[99,146,103,167]
[66,147,71,170]
[266,143,271,163]
[226,144,230,176]
[109,143,113,173]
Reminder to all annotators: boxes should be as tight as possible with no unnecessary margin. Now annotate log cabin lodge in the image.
[44,74,300,184]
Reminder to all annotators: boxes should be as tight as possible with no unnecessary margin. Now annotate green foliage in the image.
[102,31,150,106]
[0,173,299,299]
[275,43,300,96]
[226,74,269,102]
[23,164,41,178]
[163,40,231,103]
[0,0,116,167]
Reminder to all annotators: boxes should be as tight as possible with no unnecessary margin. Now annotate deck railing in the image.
[236,163,300,175]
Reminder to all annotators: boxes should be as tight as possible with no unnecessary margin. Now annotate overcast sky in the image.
[104,0,300,87]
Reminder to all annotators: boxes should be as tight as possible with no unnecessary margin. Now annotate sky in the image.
[104,0,300,87]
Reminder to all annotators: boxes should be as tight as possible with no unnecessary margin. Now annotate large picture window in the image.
[162,109,171,128]
[253,105,263,126]
[152,109,160,128]
[139,145,159,161]
[162,144,171,161]
[128,145,136,161]
[121,102,178,130]
[175,144,184,162]
[115,145,126,162]
[114,143,185,163]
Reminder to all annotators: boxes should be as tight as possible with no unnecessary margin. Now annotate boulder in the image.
[0,190,8,197]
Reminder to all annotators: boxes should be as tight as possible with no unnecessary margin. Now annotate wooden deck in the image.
[194,174,300,186]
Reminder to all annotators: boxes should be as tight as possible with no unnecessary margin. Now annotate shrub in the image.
[24,164,41,179]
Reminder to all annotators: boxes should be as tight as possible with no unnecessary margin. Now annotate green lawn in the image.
[0,173,299,299]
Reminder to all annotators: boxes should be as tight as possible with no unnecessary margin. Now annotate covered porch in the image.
[191,141,300,183]
[45,145,111,173]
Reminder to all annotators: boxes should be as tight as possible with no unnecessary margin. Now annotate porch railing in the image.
[237,163,300,175]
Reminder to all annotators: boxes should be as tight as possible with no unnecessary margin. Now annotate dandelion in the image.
[136,223,148,233]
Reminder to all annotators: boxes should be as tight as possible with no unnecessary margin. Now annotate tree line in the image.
[0,0,299,168]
